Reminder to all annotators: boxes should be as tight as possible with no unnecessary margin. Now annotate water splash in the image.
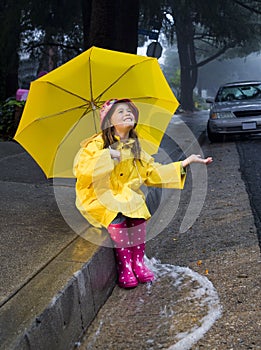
[79,258,222,349]
[146,257,222,350]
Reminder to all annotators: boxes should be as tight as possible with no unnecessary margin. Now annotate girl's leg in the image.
[127,218,154,283]
[108,216,138,289]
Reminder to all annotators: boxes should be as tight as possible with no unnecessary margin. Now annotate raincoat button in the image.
[120,173,123,176]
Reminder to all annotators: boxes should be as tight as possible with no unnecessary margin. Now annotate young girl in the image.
[73,99,212,289]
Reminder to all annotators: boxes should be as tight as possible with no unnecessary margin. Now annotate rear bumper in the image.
[208,118,261,135]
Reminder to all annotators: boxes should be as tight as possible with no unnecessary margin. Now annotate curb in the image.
[0,237,116,350]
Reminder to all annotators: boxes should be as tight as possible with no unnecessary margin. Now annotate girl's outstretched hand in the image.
[182,154,213,168]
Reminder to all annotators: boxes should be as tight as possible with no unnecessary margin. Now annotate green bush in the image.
[0,98,25,141]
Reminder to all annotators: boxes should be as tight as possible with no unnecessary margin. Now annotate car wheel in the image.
[207,122,222,142]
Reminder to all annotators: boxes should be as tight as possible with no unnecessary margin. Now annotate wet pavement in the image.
[1,111,260,349]
[77,139,261,349]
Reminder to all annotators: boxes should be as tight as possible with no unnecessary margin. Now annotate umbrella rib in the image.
[95,59,152,101]
[114,96,178,113]
[34,103,90,121]
[52,108,95,172]
[58,108,96,150]
[15,104,91,138]
[43,81,89,102]
[89,55,94,103]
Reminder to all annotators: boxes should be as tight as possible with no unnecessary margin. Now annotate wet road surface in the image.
[236,135,261,249]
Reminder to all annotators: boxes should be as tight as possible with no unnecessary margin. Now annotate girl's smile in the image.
[110,103,135,139]
[111,103,135,126]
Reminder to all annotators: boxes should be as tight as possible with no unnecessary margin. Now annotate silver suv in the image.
[206,81,261,142]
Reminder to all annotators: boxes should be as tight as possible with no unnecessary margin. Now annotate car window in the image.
[215,84,261,102]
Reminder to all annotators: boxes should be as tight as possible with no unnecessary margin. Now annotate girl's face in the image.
[110,103,135,132]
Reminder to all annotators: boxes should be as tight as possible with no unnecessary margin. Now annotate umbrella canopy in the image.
[14,46,179,178]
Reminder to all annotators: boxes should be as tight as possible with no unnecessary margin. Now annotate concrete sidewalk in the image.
[0,112,208,350]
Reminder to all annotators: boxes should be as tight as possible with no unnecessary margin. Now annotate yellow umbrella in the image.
[14,46,179,178]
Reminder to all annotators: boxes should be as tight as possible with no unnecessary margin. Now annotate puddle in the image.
[78,258,222,350]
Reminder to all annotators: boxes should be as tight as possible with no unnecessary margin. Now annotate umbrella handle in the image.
[109,146,121,161]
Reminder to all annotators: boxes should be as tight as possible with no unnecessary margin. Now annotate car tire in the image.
[207,122,222,142]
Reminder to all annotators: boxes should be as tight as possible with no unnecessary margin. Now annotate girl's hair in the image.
[101,102,141,160]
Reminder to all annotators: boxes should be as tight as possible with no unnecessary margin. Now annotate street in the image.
[76,127,261,349]
[236,136,261,249]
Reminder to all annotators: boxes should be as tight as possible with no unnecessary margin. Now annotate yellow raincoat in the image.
[73,133,186,228]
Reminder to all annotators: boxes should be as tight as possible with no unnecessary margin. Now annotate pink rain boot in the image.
[127,218,155,284]
[108,221,138,289]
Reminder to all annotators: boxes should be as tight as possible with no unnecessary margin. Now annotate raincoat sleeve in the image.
[141,152,186,189]
[73,139,114,187]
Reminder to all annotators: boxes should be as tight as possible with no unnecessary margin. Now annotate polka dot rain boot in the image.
[108,221,138,289]
[128,218,155,284]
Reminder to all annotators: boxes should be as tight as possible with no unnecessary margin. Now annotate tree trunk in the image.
[175,6,197,111]
[84,0,139,53]
[87,0,118,50]
[0,0,21,100]
[81,0,92,50]
[114,0,139,53]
